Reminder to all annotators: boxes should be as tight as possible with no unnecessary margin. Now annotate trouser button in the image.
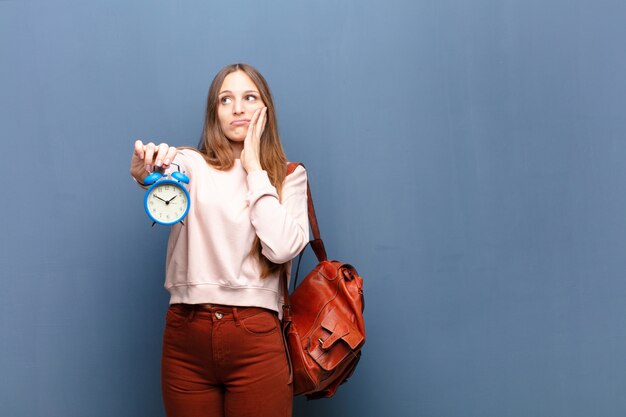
[215,311,224,320]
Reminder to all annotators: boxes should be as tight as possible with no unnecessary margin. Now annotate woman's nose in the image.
[233,99,244,114]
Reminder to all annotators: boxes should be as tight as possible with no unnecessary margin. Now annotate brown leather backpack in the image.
[282,162,366,399]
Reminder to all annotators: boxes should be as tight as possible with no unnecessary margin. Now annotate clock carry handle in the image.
[143,163,189,185]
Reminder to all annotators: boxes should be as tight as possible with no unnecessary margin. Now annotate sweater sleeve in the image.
[246,165,310,264]
[164,148,194,178]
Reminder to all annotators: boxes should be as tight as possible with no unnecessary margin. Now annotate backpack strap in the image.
[287,162,327,262]
[282,162,327,323]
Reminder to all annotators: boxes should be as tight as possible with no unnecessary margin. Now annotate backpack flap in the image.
[320,314,364,350]
[308,310,364,371]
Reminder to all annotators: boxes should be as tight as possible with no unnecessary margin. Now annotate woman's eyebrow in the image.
[219,89,259,95]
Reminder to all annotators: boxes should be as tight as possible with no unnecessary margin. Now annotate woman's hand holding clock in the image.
[130,140,178,184]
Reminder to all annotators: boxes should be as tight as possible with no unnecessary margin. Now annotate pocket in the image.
[165,305,187,329]
[240,310,279,336]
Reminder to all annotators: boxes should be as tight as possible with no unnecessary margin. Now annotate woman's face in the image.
[217,70,266,144]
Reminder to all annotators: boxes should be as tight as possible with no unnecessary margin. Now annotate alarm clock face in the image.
[144,180,190,225]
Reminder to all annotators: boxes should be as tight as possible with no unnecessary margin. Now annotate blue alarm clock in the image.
[143,164,190,226]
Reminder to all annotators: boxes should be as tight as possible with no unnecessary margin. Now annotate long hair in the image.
[197,63,289,279]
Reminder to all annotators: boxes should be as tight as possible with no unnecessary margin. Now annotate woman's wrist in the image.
[131,171,149,189]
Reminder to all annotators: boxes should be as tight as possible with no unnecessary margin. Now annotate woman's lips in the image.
[231,119,250,126]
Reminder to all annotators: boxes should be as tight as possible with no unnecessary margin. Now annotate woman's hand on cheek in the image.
[241,107,267,173]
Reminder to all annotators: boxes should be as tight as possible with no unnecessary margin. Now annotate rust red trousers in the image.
[161,304,293,417]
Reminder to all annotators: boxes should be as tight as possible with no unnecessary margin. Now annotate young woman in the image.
[130,63,309,417]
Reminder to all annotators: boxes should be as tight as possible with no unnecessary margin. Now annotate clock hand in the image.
[154,195,167,203]
[166,195,177,203]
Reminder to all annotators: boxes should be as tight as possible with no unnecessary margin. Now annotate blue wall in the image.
[2,1,626,416]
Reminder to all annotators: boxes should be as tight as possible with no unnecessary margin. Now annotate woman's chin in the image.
[231,126,249,138]
[227,136,245,145]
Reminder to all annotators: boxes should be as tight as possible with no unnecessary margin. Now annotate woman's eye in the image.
[245,95,257,102]
[220,97,232,104]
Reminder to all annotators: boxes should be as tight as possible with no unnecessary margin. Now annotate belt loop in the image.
[232,307,241,326]
[188,305,196,322]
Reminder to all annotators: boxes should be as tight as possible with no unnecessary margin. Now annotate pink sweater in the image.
[161,149,309,316]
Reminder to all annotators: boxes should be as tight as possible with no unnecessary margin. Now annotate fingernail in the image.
[164,159,171,165]
[145,164,151,172]
[156,159,162,167]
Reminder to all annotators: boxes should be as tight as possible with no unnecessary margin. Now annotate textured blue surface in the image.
[2,1,626,416]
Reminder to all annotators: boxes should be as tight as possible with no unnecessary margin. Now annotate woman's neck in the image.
[229,140,244,159]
